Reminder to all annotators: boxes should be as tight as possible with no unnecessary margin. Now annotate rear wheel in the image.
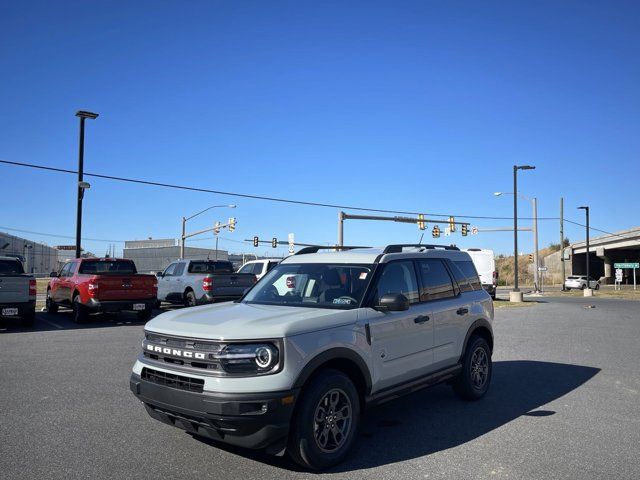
[184,290,197,307]
[287,369,360,470]
[595,284,600,290]
[72,295,88,324]
[453,335,492,401]
[581,284,586,290]
[46,290,58,314]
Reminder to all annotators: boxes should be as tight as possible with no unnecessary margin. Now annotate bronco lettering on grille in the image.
[146,343,206,360]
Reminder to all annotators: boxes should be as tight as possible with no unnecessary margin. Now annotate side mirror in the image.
[49,272,58,278]
[374,293,410,312]
[155,271,163,278]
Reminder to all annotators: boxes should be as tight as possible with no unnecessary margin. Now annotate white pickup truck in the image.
[156,259,256,307]
[0,256,36,326]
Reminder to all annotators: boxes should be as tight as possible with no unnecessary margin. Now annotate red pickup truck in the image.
[46,258,157,323]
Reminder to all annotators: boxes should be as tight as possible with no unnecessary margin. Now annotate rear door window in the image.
[417,259,456,301]
[447,261,474,293]
[173,263,185,276]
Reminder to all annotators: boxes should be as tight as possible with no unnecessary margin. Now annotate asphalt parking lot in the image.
[1,296,639,479]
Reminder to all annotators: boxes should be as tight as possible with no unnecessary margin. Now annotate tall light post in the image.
[180,204,236,258]
[578,206,590,294]
[75,110,99,259]
[511,165,536,301]
[494,192,539,293]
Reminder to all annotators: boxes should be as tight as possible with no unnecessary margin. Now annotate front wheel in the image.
[287,370,360,470]
[581,284,586,290]
[453,335,492,401]
[595,284,600,290]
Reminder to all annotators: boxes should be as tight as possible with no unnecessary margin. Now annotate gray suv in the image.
[130,244,494,470]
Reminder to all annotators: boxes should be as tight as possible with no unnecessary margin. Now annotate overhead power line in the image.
[0,159,557,220]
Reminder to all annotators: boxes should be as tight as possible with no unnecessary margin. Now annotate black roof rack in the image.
[294,245,370,255]
[382,244,460,254]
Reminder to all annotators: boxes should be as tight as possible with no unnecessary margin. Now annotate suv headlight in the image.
[214,343,280,375]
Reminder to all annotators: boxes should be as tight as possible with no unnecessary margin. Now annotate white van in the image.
[464,248,497,299]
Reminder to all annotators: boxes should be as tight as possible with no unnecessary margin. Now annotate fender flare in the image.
[459,318,494,362]
[293,347,373,395]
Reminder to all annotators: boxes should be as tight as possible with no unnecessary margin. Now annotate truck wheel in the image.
[287,369,360,470]
[137,309,153,321]
[184,291,196,308]
[20,308,35,327]
[453,335,492,401]
[46,290,58,314]
[72,296,88,324]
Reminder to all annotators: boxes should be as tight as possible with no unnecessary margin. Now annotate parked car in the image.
[236,258,281,281]
[156,259,256,307]
[130,244,493,470]
[47,258,157,323]
[464,248,497,299]
[564,276,600,290]
[0,256,36,327]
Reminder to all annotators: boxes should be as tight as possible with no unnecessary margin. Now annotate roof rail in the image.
[294,245,370,255]
[382,244,460,254]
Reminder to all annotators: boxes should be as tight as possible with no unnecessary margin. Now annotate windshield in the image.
[243,263,373,309]
[79,260,137,275]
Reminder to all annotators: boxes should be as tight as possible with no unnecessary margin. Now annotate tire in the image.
[595,284,600,291]
[287,369,360,471]
[20,308,35,327]
[137,308,153,321]
[581,284,586,290]
[452,335,492,401]
[72,295,88,324]
[566,288,571,291]
[184,290,197,308]
[46,290,58,314]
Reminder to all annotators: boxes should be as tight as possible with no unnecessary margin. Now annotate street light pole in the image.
[74,110,98,259]
[511,165,535,301]
[532,197,539,293]
[180,204,236,258]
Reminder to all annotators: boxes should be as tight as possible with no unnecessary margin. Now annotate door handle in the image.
[457,308,469,315]
[414,315,430,324]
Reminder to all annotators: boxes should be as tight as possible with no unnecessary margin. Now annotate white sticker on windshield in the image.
[333,298,351,305]
[359,272,368,280]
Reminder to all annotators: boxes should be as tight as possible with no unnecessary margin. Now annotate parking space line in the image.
[39,317,64,330]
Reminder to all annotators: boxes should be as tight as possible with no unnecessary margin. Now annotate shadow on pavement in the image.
[193,360,599,472]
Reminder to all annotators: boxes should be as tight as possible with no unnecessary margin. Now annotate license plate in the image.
[133,303,146,311]
[2,307,19,316]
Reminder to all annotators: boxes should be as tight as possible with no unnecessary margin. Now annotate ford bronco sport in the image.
[130,244,494,470]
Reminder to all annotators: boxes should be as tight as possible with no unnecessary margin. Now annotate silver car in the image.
[564,275,600,290]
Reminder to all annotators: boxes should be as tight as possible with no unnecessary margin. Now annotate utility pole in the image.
[560,197,565,290]
[578,205,591,296]
[513,166,519,292]
[337,211,345,247]
[180,216,186,259]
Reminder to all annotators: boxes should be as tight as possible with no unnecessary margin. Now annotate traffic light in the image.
[253,236,259,247]
[228,217,236,232]
[213,221,221,235]
[449,216,456,232]
[528,254,534,263]
[271,237,278,248]
[417,214,425,230]
[461,223,468,236]
[432,225,440,238]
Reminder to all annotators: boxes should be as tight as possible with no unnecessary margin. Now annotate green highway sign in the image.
[614,262,639,269]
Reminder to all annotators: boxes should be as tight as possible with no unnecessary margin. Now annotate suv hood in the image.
[145,302,359,340]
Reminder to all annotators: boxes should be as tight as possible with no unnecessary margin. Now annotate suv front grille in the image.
[142,332,223,372]
[141,367,204,393]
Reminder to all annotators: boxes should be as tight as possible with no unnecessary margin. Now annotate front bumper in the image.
[0,300,35,317]
[130,372,298,452]
[85,298,155,313]
[482,284,496,296]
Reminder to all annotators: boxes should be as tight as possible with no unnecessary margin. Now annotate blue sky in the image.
[1,0,639,257]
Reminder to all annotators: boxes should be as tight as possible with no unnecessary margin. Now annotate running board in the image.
[366,364,462,407]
